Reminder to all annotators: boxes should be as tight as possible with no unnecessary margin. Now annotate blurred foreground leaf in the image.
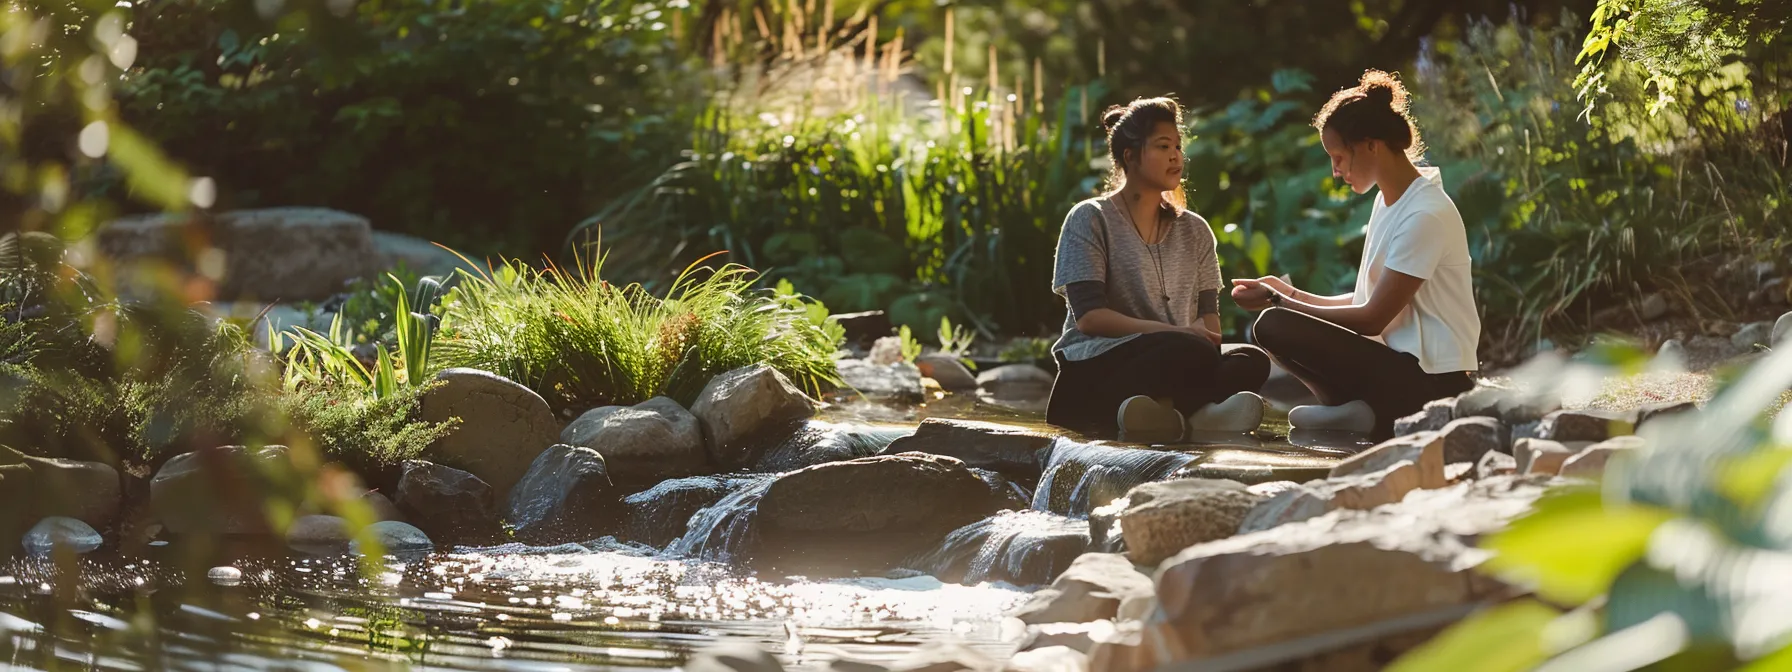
[1387,599,1564,672]
[1483,489,1676,605]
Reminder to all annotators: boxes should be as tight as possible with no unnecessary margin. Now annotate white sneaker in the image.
[1185,392,1266,433]
[1287,400,1376,433]
[1117,395,1185,444]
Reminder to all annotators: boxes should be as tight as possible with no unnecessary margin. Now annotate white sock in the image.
[1288,400,1376,433]
[1185,392,1265,433]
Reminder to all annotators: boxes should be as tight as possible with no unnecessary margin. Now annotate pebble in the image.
[207,566,244,586]
[21,517,102,556]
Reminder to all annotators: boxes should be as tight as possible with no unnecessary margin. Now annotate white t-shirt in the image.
[1352,166,1481,373]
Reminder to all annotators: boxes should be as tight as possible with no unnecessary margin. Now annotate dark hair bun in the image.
[1101,105,1129,133]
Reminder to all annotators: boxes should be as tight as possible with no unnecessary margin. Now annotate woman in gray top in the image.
[1044,97,1270,443]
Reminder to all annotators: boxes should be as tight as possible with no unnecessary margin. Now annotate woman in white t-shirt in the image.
[1231,70,1480,439]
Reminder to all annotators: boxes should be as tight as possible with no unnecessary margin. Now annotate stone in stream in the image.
[394,460,502,543]
[1734,320,1776,351]
[150,445,294,536]
[1092,475,1549,672]
[915,353,980,392]
[22,516,102,556]
[1452,385,1561,427]
[287,515,351,554]
[1477,451,1518,479]
[419,368,559,502]
[1393,398,1456,435]
[753,453,1002,574]
[559,396,709,490]
[1538,409,1636,443]
[971,468,1034,511]
[753,421,900,473]
[904,510,1090,586]
[686,643,787,672]
[350,521,433,555]
[1011,552,1155,625]
[1513,438,1584,475]
[835,358,924,402]
[506,444,618,544]
[1118,479,1262,567]
[879,418,1057,481]
[1640,292,1670,321]
[1437,417,1508,464]
[1033,441,1196,518]
[620,476,756,548]
[1328,432,1445,489]
[692,365,820,471]
[977,364,1055,401]
[1237,461,1422,534]
[1560,436,1645,479]
[361,491,404,522]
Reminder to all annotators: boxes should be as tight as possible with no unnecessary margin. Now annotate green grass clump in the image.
[432,254,842,417]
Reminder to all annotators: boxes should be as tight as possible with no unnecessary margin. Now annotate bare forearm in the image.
[1276,298,1383,335]
[1201,313,1221,341]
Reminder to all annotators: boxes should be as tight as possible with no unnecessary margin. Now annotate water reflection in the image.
[0,546,1027,670]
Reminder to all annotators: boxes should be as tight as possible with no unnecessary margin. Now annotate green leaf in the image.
[1482,489,1676,605]
[1386,599,1563,672]
[106,123,191,210]
[1248,231,1272,275]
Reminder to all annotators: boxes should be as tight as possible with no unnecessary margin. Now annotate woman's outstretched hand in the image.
[1230,278,1276,311]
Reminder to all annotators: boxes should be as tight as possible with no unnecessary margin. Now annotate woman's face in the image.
[1322,127,1374,194]
[1125,120,1184,193]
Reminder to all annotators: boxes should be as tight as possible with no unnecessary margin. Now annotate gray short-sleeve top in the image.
[1049,195,1222,362]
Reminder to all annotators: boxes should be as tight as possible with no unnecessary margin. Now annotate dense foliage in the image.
[117,0,697,257]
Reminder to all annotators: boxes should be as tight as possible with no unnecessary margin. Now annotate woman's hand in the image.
[1181,324,1222,347]
[1230,279,1275,311]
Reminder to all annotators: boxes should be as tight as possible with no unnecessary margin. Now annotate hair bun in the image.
[1357,69,1405,109]
[1101,105,1129,132]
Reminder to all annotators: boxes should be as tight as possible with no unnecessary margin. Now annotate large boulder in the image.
[0,448,119,529]
[879,418,1056,480]
[905,510,1090,585]
[506,444,618,544]
[559,397,709,490]
[836,358,924,402]
[419,368,559,500]
[1117,479,1262,567]
[755,452,999,573]
[150,445,294,535]
[1096,476,1548,671]
[1012,552,1156,625]
[692,365,818,470]
[393,460,503,543]
[97,208,382,301]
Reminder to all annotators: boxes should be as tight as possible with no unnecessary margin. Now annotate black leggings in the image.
[1251,308,1475,439]
[1045,331,1271,434]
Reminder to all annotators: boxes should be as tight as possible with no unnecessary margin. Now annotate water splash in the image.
[622,476,761,548]
[904,510,1091,586]
[664,476,777,563]
[1031,440,1195,517]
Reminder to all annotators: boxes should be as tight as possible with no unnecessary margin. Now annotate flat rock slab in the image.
[1329,432,1444,489]
[1119,479,1262,567]
[879,418,1056,480]
[1013,552,1155,625]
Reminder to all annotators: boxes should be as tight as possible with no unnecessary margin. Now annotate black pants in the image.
[1251,308,1475,439]
[1046,331,1271,434]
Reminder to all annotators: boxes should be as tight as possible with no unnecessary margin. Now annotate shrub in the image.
[431,255,842,416]
[117,0,699,257]
[279,378,457,473]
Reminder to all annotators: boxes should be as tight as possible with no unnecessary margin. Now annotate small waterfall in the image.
[663,476,777,563]
[621,476,760,548]
[904,510,1092,586]
[754,421,911,472]
[1031,441,1196,517]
